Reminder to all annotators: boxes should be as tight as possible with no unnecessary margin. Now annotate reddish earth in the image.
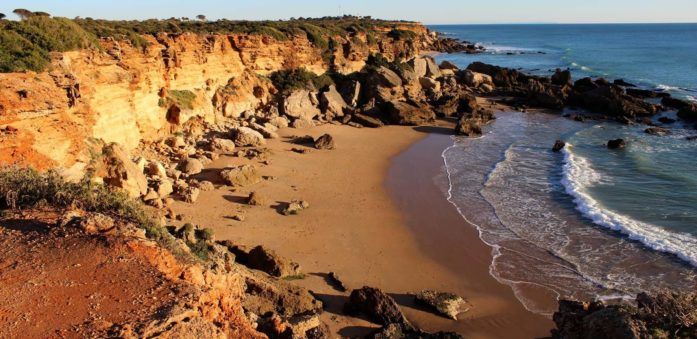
[0,210,191,338]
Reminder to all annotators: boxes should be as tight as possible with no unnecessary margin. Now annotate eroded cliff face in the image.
[0,23,434,175]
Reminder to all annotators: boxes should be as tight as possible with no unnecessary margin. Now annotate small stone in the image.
[414,290,467,320]
[607,139,626,149]
[197,180,215,191]
[282,200,310,216]
[313,134,335,150]
[180,158,203,175]
[182,187,201,203]
[247,191,266,206]
[232,214,246,222]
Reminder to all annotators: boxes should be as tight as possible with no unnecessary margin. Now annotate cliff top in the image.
[0,14,427,73]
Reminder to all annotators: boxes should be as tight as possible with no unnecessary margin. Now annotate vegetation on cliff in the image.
[0,10,421,73]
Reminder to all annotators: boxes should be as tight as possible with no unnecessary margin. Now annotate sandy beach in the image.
[173,120,552,338]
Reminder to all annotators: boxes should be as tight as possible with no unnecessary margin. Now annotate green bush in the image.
[387,29,417,41]
[167,89,197,109]
[269,67,335,94]
[0,167,173,246]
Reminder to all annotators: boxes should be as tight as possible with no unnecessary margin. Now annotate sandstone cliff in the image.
[0,22,437,175]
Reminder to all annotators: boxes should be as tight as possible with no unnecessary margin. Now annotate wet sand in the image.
[173,121,552,338]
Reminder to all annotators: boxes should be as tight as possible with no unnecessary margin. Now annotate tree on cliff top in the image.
[13,9,33,20]
[0,13,6,20]
[196,14,206,21]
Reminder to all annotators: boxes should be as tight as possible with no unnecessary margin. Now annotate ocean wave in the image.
[656,84,681,92]
[561,145,697,267]
[687,95,697,102]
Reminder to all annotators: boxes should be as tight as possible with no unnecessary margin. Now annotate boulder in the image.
[250,122,279,139]
[439,60,459,70]
[552,140,566,152]
[247,246,302,278]
[268,116,290,129]
[370,323,463,339]
[197,180,215,191]
[247,191,266,206]
[424,57,442,78]
[413,290,467,320]
[209,137,236,153]
[313,134,335,150]
[384,100,436,126]
[291,118,314,129]
[155,179,174,197]
[145,161,167,178]
[461,70,494,88]
[607,139,626,149]
[182,186,200,203]
[645,127,670,136]
[352,113,384,128]
[344,287,412,329]
[409,57,428,78]
[180,158,203,175]
[551,69,572,86]
[677,103,697,120]
[419,77,440,91]
[327,272,348,292]
[375,67,403,88]
[455,109,495,137]
[320,85,349,120]
[613,79,637,87]
[282,90,321,120]
[100,143,148,198]
[232,127,266,147]
[220,165,261,187]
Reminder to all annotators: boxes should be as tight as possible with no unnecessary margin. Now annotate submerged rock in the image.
[552,140,566,152]
[607,139,626,149]
[644,127,670,136]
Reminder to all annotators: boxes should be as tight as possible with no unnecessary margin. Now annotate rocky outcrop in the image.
[385,100,436,126]
[344,286,412,329]
[551,292,697,339]
[98,143,148,198]
[282,90,322,121]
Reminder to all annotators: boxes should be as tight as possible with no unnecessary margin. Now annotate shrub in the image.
[269,67,335,94]
[0,167,177,250]
[387,29,417,41]
[167,89,197,109]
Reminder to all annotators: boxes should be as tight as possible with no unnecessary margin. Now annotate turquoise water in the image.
[434,24,697,313]
[431,24,697,101]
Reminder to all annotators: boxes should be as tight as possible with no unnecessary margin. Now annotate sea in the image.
[430,24,697,314]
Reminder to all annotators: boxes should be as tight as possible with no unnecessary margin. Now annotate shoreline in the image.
[172,119,552,337]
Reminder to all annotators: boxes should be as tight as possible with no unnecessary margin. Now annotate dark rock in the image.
[644,127,670,136]
[551,292,697,339]
[327,272,348,292]
[687,135,697,141]
[344,286,412,329]
[574,77,600,93]
[352,113,384,128]
[551,69,573,86]
[661,96,691,110]
[607,139,626,149]
[658,117,676,124]
[313,134,335,150]
[626,88,660,98]
[552,140,566,152]
[247,245,301,278]
[455,108,494,137]
[677,103,697,120]
[613,79,637,87]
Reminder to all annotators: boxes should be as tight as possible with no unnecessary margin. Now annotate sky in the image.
[1,0,696,24]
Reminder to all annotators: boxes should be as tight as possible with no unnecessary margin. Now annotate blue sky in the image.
[1,0,696,24]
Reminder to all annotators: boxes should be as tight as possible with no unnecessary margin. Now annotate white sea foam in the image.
[687,95,697,103]
[561,145,697,267]
[656,84,680,92]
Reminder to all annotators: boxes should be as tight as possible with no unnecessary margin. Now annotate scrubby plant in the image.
[167,89,197,110]
[0,167,177,251]
[269,67,335,94]
[387,29,417,41]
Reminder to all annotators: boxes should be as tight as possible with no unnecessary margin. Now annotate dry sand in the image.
[173,121,553,338]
